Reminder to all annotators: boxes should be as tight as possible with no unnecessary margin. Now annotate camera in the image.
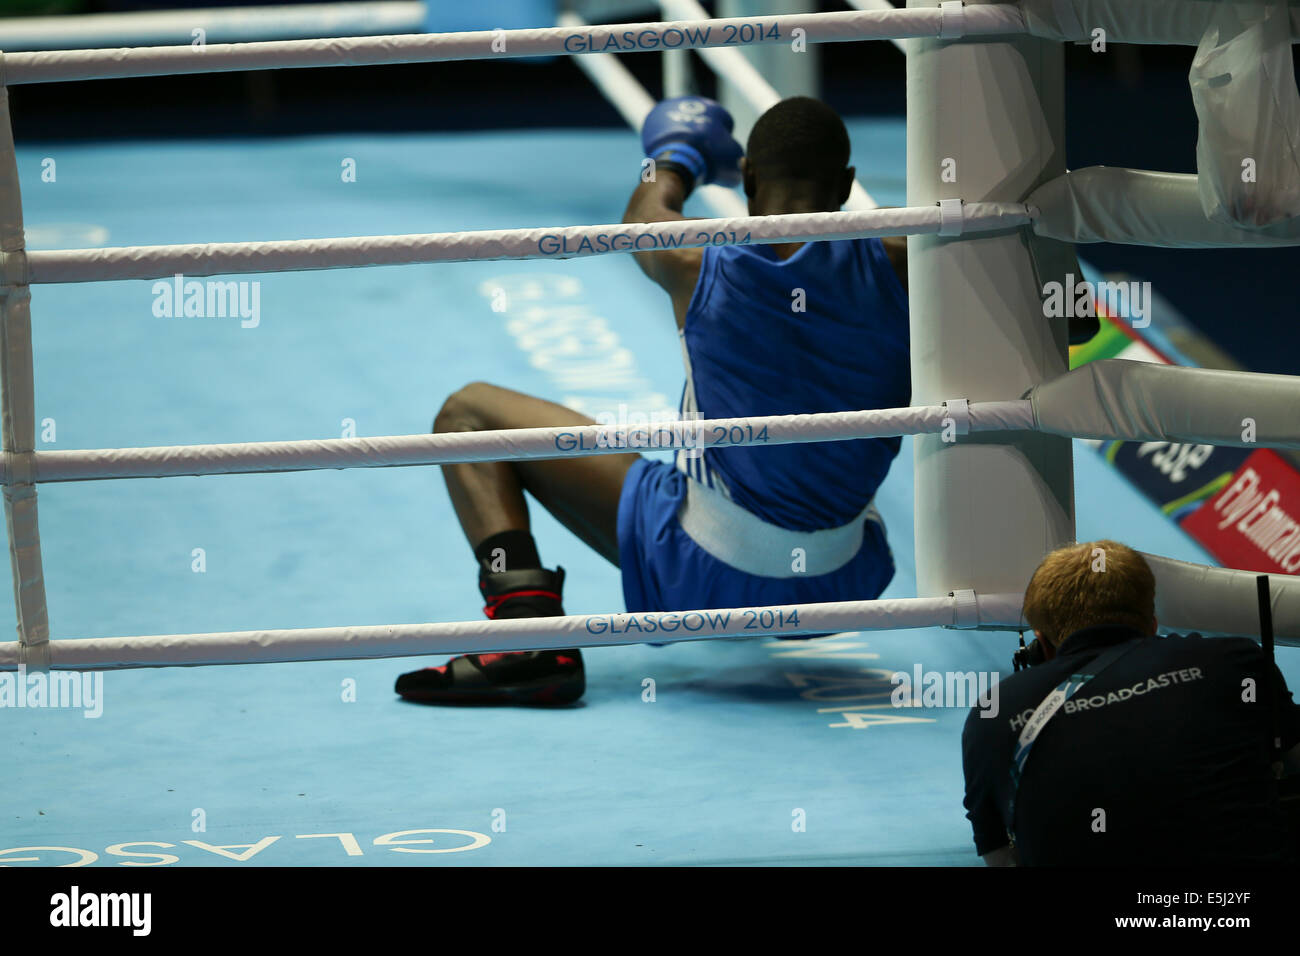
[1012,632,1047,671]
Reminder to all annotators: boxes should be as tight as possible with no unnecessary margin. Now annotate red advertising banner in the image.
[1181,449,1300,574]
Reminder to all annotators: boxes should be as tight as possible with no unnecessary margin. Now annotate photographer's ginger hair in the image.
[1022,540,1156,645]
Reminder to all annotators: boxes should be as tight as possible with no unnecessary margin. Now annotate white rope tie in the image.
[937,198,965,236]
[939,0,966,39]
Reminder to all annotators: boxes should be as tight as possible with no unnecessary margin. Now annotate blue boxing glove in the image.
[641,96,743,189]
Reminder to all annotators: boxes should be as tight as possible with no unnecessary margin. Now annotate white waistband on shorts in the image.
[676,475,884,579]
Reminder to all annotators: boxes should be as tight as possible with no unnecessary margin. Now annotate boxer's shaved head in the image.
[746,97,851,181]
[743,97,853,210]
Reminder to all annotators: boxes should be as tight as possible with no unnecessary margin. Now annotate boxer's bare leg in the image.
[397,383,640,705]
[433,382,639,566]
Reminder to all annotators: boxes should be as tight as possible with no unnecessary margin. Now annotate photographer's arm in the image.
[1286,741,1300,775]
[962,713,1017,866]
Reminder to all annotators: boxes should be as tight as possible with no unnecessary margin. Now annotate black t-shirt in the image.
[962,626,1300,865]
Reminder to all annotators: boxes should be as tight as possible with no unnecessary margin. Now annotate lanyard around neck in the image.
[1007,639,1142,831]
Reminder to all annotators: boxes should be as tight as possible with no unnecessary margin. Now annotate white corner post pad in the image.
[937,197,964,236]
[939,0,965,39]
[950,588,980,628]
[942,398,971,435]
[1049,0,1087,43]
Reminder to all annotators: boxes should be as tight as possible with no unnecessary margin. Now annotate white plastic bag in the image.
[1189,1,1300,228]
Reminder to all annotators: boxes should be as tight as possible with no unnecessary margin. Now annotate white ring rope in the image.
[3,400,1037,485]
[0,6,1029,86]
[0,592,1027,671]
[0,2,427,53]
[656,0,782,112]
[845,0,911,55]
[658,0,879,210]
[9,203,1027,284]
[2,4,1296,669]
[556,10,750,219]
[555,11,656,129]
[7,358,1294,486]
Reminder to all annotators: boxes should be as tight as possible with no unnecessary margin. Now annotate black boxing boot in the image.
[395,566,584,706]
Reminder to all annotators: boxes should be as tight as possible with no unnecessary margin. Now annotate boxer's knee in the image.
[433,381,497,434]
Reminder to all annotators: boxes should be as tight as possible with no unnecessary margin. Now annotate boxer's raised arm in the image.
[622,169,702,327]
[623,96,742,329]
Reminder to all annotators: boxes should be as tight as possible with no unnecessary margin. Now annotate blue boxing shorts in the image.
[616,458,894,630]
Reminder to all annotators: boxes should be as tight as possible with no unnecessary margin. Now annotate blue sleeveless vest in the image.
[676,237,910,531]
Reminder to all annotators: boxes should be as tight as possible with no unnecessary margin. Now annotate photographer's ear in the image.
[1035,629,1057,661]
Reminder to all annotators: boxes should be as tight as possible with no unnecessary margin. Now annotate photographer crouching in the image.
[962,540,1300,866]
